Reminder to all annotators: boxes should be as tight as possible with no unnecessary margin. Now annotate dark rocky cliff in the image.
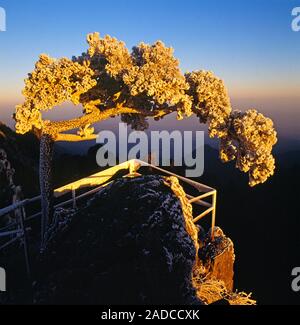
[32,175,253,305]
[0,122,39,205]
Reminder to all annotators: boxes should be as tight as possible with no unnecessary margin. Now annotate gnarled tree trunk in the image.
[39,133,54,251]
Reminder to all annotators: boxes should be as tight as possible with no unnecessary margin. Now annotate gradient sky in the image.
[0,0,299,140]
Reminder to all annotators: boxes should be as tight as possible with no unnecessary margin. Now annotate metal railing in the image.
[0,159,217,276]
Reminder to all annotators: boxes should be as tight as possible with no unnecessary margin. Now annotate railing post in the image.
[72,187,77,209]
[211,190,217,240]
[19,206,31,279]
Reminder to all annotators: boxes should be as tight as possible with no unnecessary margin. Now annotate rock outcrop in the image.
[32,175,254,305]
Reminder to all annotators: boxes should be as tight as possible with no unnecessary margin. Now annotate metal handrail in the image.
[0,159,217,275]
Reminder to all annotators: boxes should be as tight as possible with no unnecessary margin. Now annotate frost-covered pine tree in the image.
[14,33,277,247]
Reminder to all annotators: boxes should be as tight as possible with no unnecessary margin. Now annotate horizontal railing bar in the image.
[55,183,108,208]
[26,183,109,221]
[1,162,132,216]
[0,221,18,232]
[190,200,212,208]
[135,159,215,192]
[54,161,132,197]
[0,195,41,217]
[0,229,23,237]
[25,212,41,222]
[0,200,28,217]
[188,191,215,203]
[1,159,217,247]
[0,236,21,250]
[193,207,214,223]
[186,194,212,208]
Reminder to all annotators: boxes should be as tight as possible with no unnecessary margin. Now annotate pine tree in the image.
[14,33,277,247]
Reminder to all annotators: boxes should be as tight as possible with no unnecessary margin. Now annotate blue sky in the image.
[0,0,299,138]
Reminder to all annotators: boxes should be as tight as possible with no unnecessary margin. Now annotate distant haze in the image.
[1,94,299,144]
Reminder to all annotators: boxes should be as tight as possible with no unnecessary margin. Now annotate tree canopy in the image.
[14,32,277,186]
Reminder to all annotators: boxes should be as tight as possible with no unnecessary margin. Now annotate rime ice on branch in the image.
[185,71,277,186]
[14,32,277,245]
[15,32,277,186]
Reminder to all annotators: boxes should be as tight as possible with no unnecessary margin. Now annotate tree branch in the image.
[44,105,174,136]
[55,133,98,142]
[44,105,140,135]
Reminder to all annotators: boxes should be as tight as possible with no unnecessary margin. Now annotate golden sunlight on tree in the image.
[14,32,277,247]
